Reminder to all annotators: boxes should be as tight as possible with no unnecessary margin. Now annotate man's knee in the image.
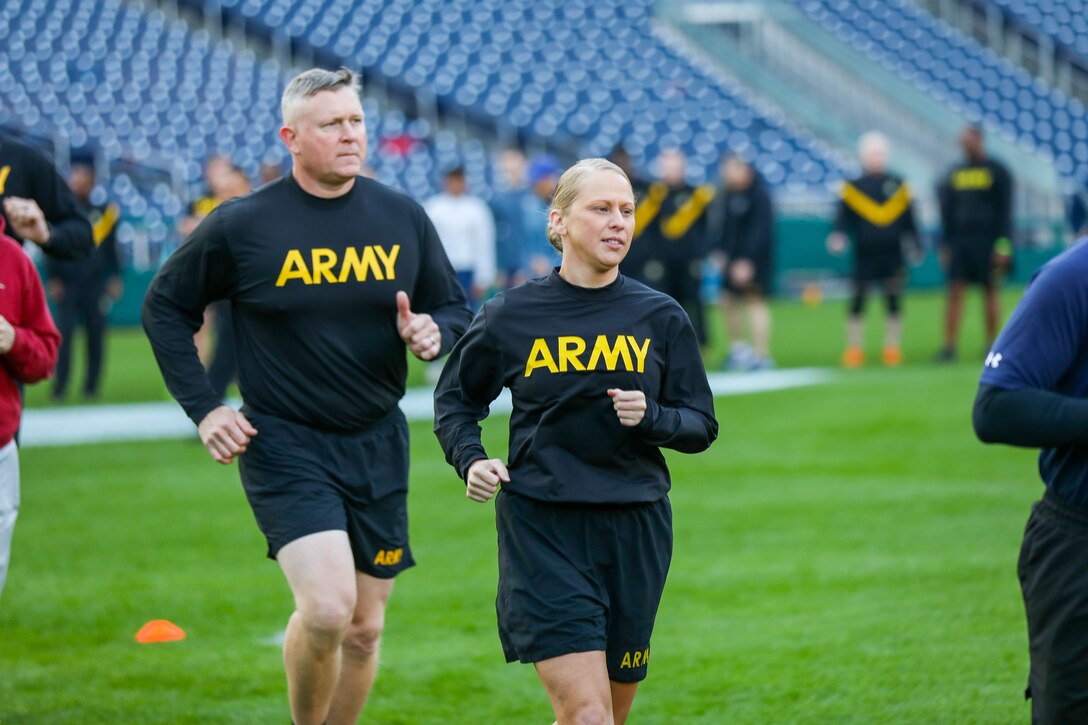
[567,701,610,725]
[297,593,356,641]
[341,616,384,658]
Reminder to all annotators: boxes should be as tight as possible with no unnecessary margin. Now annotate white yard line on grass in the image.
[20,368,833,448]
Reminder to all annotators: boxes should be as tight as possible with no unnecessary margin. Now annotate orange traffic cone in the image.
[135,619,187,644]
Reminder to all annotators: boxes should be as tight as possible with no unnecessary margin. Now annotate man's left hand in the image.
[3,197,50,245]
[396,291,441,361]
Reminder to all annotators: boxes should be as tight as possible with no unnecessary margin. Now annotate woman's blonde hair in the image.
[546,158,632,252]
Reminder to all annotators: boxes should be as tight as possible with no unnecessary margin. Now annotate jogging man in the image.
[143,67,472,725]
[0,130,93,261]
[973,235,1088,723]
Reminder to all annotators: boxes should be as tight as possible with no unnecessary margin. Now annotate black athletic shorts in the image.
[1018,488,1088,723]
[494,490,672,683]
[948,238,997,286]
[853,251,904,285]
[237,406,415,579]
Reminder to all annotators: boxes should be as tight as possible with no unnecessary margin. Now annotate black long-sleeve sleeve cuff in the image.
[974,384,1088,448]
[454,442,489,482]
[432,305,473,358]
[41,219,94,261]
[636,399,718,453]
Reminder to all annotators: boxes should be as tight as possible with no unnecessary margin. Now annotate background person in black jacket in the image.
[828,132,920,368]
[0,130,93,262]
[622,149,716,346]
[936,125,1014,362]
[435,158,717,725]
[712,154,775,370]
[45,162,122,401]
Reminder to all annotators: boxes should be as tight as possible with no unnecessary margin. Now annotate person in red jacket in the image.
[0,215,61,599]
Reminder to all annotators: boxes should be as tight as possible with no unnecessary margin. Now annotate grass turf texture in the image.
[4,288,1038,722]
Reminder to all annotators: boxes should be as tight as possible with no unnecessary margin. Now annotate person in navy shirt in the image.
[974,236,1088,723]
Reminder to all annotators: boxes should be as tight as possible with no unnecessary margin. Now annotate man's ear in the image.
[279,126,298,155]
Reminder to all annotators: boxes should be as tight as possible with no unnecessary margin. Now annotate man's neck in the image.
[292,169,356,199]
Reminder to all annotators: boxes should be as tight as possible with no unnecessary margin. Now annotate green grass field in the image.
[3,288,1040,723]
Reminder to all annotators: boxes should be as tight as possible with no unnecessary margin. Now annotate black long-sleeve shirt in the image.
[143,174,472,431]
[0,132,93,261]
[939,157,1013,246]
[834,172,920,259]
[717,174,775,262]
[434,270,718,504]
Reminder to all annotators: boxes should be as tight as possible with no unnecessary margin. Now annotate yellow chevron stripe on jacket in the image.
[92,203,120,246]
[662,184,716,239]
[634,183,669,239]
[840,181,911,228]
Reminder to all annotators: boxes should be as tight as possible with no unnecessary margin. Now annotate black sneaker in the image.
[933,346,956,363]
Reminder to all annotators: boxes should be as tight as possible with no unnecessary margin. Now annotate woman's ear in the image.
[549,208,565,238]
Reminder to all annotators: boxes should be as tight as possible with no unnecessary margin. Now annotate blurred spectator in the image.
[1068,178,1087,240]
[177,154,235,364]
[259,159,284,186]
[827,132,920,368]
[179,154,233,238]
[424,166,496,307]
[622,149,716,345]
[936,125,1014,362]
[490,151,560,288]
[608,143,649,195]
[0,130,92,261]
[489,148,532,289]
[205,166,251,401]
[524,154,562,278]
[712,155,775,370]
[46,162,122,400]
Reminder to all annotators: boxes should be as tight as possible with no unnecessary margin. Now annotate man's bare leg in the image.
[326,572,395,724]
[278,531,358,725]
[610,680,640,725]
[536,650,614,724]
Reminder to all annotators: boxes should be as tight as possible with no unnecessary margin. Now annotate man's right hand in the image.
[465,458,510,503]
[197,406,258,465]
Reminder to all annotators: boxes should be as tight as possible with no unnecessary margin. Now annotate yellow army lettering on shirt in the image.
[524,335,651,377]
[619,647,650,669]
[0,165,10,194]
[373,548,403,566]
[951,168,993,191]
[275,244,400,286]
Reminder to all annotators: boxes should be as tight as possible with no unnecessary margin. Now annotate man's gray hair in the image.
[281,67,362,125]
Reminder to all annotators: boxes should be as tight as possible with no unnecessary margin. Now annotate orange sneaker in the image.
[882,345,903,367]
[842,346,864,368]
